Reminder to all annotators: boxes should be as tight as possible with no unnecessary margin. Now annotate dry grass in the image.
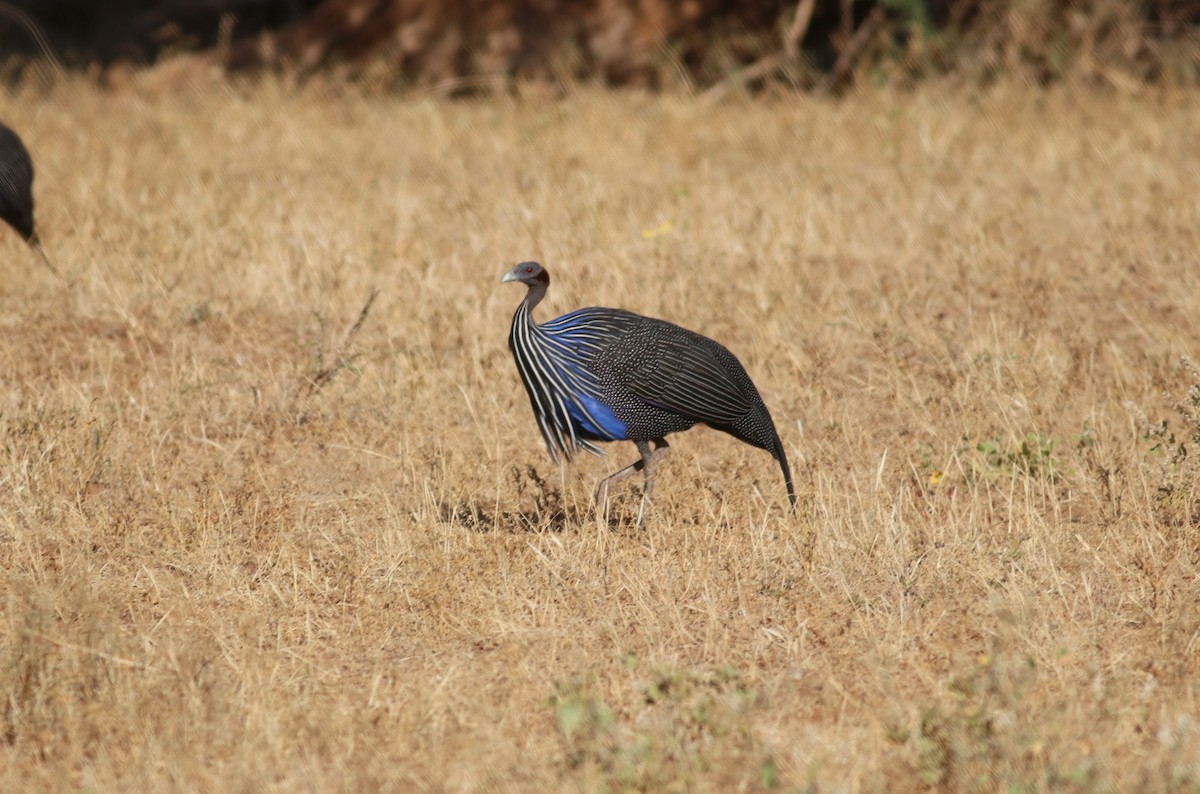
[2,73,1200,791]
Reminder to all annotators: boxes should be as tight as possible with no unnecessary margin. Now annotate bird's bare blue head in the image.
[502,261,549,287]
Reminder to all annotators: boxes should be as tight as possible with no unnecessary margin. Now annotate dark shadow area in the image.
[438,465,643,534]
[4,2,1197,90]
[1,0,318,65]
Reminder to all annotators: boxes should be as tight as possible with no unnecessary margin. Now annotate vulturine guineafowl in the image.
[0,121,59,276]
[502,261,795,516]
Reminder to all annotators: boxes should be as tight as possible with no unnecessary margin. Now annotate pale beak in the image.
[501,268,519,283]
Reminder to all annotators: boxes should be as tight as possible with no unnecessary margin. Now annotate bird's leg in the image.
[594,441,650,509]
[596,439,673,525]
[633,439,671,528]
[640,438,671,502]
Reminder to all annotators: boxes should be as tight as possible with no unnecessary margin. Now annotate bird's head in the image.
[501,261,549,287]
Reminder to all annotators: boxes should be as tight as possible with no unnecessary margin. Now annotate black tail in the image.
[723,403,796,511]
[772,435,797,511]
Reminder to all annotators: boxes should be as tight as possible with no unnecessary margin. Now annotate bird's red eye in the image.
[525,267,533,273]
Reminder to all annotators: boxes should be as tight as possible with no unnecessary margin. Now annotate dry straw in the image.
[0,73,1198,790]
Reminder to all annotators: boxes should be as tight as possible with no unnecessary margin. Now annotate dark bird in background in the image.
[502,261,795,516]
[0,121,60,277]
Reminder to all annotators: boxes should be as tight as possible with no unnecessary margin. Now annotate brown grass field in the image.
[1,73,1199,791]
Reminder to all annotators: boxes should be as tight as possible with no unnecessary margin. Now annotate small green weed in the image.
[185,300,219,326]
[550,675,618,771]
[895,645,1085,791]
[550,661,786,791]
[956,432,1060,484]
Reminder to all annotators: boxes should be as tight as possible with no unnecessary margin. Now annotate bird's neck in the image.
[510,284,546,349]
[521,282,548,318]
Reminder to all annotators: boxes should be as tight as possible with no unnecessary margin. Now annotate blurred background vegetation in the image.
[2,0,1199,91]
